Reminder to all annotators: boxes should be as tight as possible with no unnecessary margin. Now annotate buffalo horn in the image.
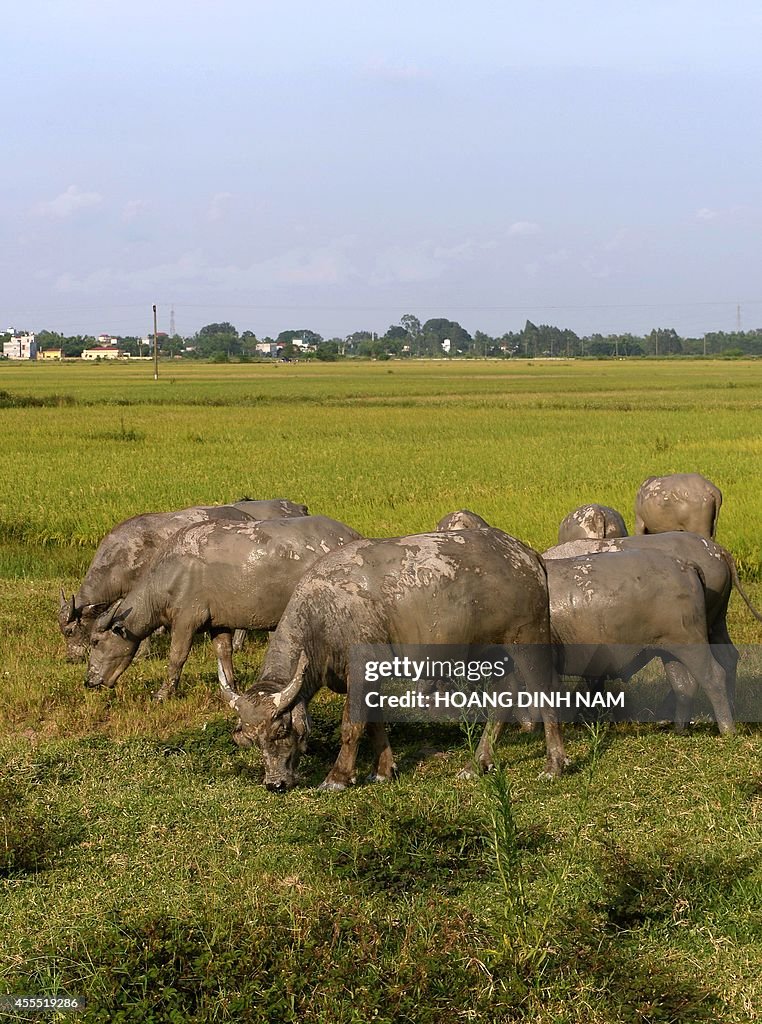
[95,601,122,633]
[59,590,77,625]
[229,651,309,724]
[272,651,309,718]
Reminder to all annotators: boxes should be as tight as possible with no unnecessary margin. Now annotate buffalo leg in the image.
[154,622,196,701]
[471,720,506,773]
[211,629,236,693]
[708,619,739,713]
[458,722,503,779]
[512,646,569,777]
[674,646,734,735]
[319,700,365,791]
[663,660,698,732]
[366,721,397,782]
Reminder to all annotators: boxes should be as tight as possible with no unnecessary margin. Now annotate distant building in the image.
[38,348,63,361]
[291,338,316,353]
[255,342,280,357]
[2,333,37,360]
[82,346,127,360]
[97,334,120,346]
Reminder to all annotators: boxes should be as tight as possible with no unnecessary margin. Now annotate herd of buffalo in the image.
[58,473,760,792]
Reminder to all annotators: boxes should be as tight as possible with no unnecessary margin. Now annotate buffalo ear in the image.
[291,702,312,751]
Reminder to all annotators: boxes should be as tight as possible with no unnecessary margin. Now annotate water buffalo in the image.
[544,531,762,706]
[59,498,308,660]
[557,504,628,543]
[634,473,722,538]
[220,529,568,791]
[544,550,735,734]
[85,515,359,699]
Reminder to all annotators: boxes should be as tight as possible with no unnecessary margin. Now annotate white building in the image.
[255,342,279,357]
[2,333,37,360]
[291,338,317,353]
[82,346,126,360]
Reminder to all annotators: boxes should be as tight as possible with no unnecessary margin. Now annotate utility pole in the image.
[736,304,742,333]
[152,304,159,380]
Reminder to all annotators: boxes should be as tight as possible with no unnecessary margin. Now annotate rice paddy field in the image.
[1,358,761,1023]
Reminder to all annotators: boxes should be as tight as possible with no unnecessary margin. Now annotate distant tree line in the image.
[10,318,762,361]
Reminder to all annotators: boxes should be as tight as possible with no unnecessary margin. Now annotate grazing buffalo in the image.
[634,473,722,538]
[543,551,735,734]
[85,515,359,699]
[544,532,762,710]
[59,498,308,660]
[557,504,628,544]
[220,529,568,791]
[435,509,492,531]
[430,518,744,729]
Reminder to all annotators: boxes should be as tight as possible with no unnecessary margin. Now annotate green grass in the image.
[2,359,761,565]
[1,360,761,1021]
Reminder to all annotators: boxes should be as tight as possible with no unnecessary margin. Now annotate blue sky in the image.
[3,1,761,339]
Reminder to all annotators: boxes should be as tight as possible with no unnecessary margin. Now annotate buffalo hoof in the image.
[366,766,398,784]
[318,778,352,792]
[265,781,290,794]
[540,756,572,779]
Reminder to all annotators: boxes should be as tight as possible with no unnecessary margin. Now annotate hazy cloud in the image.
[122,199,150,222]
[696,207,720,221]
[35,185,103,219]
[524,248,570,277]
[508,221,542,237]
[54,251,207,294]
[370,239,493,286]
[207,192,234,223]
[581,255,612,280]
[602,228,632,252]
[53,241,360,295]
[213,242,358,288]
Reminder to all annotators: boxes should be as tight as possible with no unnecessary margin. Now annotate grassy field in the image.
[1,359,761,1023]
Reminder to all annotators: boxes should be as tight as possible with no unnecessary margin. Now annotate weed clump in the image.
[0,772,81,876]
[22,902,487,1023]
[0,389,75,408]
